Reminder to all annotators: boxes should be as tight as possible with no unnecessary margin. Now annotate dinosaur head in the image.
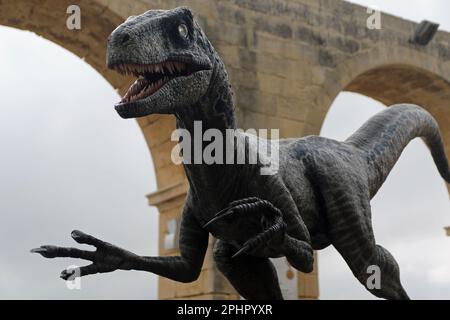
[107,7,214,118]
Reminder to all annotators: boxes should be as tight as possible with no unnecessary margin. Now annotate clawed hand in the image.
[204,197,286,258]
[31,230,137,280]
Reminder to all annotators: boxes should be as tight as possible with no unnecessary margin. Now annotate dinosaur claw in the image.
[30,247,46,254]
[205,197,266,229]
[214,207,230,218]
[231,244,251,259]
[71,230,83,240]
[203,217,218,229]
[30,246,57,258]
[60,269,76,281]
[203,209,234,228]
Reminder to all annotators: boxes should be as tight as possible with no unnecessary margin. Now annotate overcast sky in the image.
[0,1,449,300]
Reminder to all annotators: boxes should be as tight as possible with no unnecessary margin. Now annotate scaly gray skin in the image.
[32,7,450,300]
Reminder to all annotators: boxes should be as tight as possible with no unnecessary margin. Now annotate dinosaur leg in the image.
[335,238,409,300]
[328,194,409,299]
[315,167,409,300]
[213,240,283,300]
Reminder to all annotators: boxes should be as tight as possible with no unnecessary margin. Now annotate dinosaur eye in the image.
[178,23,188,38]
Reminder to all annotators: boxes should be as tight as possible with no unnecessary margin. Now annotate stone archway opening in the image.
[0,24,159,298]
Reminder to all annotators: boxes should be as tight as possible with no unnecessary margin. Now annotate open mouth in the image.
[111,60,206,104]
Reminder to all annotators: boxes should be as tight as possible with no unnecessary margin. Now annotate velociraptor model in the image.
[32,7,450,300]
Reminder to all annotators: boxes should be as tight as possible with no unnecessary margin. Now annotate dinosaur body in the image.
[32,7,450,300]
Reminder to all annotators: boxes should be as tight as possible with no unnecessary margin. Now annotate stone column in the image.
[147,181,240,300]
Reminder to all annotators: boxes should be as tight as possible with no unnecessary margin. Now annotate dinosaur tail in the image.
[345,104,450,197]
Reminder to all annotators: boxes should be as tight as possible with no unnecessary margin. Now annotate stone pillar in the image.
[298,253,319,299]
[147,181,240,300]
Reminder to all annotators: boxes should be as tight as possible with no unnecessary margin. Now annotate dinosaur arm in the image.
[131,205,209,282]
[31,204,209,283]
[260,175,311,243]
[205,176,314,272]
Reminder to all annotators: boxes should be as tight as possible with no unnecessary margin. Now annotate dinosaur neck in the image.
[176,56,236,132]
[175,56,239,203]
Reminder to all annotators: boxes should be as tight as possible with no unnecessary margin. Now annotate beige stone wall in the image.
[2,0,450,300]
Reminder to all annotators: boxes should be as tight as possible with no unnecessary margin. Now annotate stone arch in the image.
[308,47,450,193]
[1,0,125,91]
[314,55,450,229]
[308,46,450,134]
